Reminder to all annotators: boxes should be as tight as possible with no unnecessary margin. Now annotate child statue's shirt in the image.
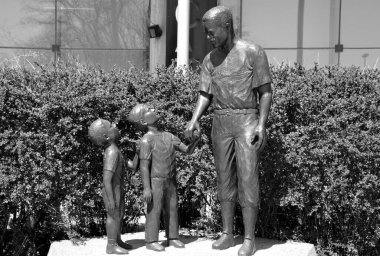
[138,131,181,179]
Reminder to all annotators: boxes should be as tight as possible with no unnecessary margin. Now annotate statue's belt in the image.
[214,108,258,115]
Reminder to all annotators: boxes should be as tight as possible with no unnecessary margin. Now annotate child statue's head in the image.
[128,104,160,129]
[88,118,120,147]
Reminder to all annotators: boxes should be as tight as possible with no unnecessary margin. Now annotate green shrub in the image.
[0,62,379,256]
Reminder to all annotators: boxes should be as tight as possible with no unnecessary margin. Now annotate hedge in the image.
[0,62,379,256]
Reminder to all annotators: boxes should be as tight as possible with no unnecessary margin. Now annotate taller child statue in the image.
[185,6,273,256]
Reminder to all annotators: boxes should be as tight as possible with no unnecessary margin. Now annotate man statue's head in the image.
[202,6,234,48]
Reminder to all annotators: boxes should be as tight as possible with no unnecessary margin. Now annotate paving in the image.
[47,231,318,256]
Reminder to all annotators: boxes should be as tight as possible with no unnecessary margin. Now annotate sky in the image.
[0,0,379,67]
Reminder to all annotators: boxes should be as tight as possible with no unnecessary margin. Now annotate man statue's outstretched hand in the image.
[185,121,201,139]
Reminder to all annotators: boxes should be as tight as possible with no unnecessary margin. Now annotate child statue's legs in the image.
[164,179,184,248]
[116,200,132,250]
[106,210,129,254]
[145,178,165,251]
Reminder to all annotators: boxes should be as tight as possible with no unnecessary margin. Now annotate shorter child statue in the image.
[128,104,200,252]
[88,118,138,255]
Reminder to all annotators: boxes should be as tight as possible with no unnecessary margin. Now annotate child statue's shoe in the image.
[146,241,165,252]
[106,244,129,254]
[212,232,234,250]
[117,239,132,250]
[168,239,185,248]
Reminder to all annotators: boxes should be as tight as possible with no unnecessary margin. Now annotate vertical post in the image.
[176,0,190,68]
[149,0,167,73]
[337,0,342,66]
[58,10,61,59]
[329,0,339,65]
[111,0,119,48]
[54,0,58,64]
[297,0,304,65]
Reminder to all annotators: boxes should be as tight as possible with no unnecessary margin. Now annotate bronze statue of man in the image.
[185,6,273,256]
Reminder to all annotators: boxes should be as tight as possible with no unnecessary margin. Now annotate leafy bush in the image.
[0,62,379,256]
[260,64,380,255]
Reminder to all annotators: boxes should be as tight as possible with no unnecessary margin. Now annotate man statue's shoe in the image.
[212,232,234,250]
[238,238,256,256]
[146,241,165,252]
[117,239,132,250]
[168,239,185,248]
[106,244,129,254]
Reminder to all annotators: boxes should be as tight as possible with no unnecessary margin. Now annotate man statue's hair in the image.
[202,6,234,34]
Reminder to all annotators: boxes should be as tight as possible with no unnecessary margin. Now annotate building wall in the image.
[241,0,380,68]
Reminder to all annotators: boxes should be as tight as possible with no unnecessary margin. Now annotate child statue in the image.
[128,104,200,252]
[88,118,138,254]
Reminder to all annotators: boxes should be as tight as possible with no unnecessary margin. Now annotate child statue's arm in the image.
[140,159,152,202]
[176,131,200,154]
[103,170,116,210]
[127,153,139,170]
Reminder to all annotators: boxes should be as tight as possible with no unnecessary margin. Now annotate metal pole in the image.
[337,0,342,66]
[54,0,58,64]
[177,0,190,68]
[297,0,305,65]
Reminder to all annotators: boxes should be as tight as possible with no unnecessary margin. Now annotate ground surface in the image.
[47,231,318,256]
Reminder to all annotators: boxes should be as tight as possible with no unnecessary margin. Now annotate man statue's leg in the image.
[212,201,235,249]
[211,114,236,250]
[238,206,258,256]
[236,115,260,255]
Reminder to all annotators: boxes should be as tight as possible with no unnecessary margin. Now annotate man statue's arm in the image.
[184,91,211,139]
[253,83,272,151]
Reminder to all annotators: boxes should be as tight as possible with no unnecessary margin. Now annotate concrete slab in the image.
[47,231,317,256]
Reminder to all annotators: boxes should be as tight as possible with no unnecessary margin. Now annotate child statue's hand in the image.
[192,130,201,143]
[143,188,152,202]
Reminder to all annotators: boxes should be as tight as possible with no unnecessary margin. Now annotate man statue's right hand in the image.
[143,188,152,203]
[185,121,200,139]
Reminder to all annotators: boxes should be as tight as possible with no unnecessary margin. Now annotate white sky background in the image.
[1,0,379,67]
[0,0,47,59]
[242,0,380,68]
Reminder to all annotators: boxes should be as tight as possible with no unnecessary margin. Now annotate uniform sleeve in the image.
[138,138,152,160]
[103,149,119,173]
[251,46,272,89]
[199,54,213,94]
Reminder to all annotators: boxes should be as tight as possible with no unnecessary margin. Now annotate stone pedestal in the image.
[47,231,317,256]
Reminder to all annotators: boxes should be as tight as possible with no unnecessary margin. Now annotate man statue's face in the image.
[203,20,229,48]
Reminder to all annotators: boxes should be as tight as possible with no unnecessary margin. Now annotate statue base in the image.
[47,231,317,256]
